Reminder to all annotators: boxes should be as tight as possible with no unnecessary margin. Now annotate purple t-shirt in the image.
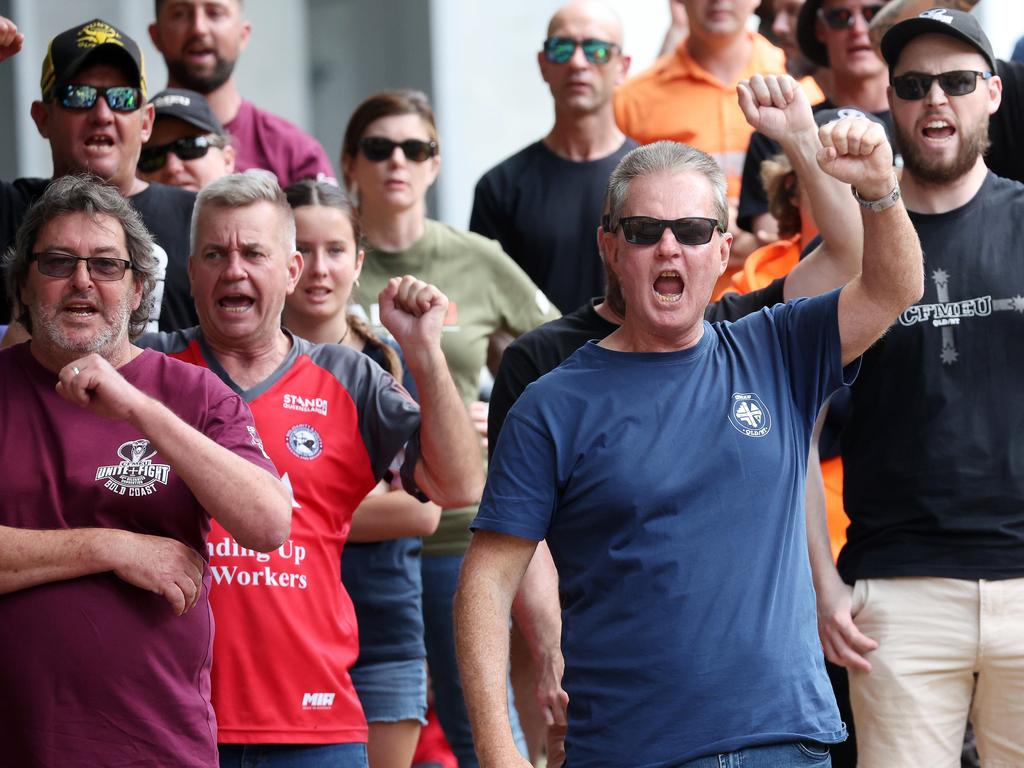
[225,99,336,186]
[0,344,278,767]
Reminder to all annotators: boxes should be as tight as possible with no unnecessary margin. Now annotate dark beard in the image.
[896,115,990,186]
[166,55,235,94]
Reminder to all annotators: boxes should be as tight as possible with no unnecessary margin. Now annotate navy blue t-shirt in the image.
[475,290,853,766]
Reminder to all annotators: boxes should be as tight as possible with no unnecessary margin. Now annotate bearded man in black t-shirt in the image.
[0,16,197,337]
[810,10,1024,767]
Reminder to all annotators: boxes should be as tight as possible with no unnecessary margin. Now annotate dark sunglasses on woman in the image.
[817,4,884,30]
[358,137,439,163]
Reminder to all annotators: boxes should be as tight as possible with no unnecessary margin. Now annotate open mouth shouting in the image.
[217,293,255,313]
[921,118,956,142]
[653,270,684,303]
[62,299,100,320]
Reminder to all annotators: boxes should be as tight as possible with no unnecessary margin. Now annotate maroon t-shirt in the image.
[0,344,278,767]
[225,99,336,186]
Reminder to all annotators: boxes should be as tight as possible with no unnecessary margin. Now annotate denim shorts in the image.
[350,657,428,725]
[219,742,368,768]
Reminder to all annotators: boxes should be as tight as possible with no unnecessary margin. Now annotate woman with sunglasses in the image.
[282,179,440,768]
[342,90,558,767]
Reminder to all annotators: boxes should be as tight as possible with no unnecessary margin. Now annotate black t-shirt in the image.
[838,172,1024,583]
[0,178,197,331]
[736,102,897,233]
[986,60,1024,184]
[470,139,638,315]
[487,278,787,459]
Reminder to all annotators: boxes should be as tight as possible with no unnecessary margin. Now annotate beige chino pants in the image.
[848,576,1024,768]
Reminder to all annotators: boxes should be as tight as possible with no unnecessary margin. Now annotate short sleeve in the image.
[486,244,561,338]
[473,408,557,542]
[202,388,281,478]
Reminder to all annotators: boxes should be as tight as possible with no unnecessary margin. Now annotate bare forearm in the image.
[512,541,562,670]
[857,191,924,313]
[407,347,485,507]
[455,542,529,765]
[128,396,290,551]
[348,491,440,542]
[0,526,118,593]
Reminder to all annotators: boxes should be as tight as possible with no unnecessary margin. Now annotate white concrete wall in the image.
[428,0,672,228]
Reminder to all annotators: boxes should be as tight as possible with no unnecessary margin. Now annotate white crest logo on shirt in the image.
[728,393,772,438]
[286,424,323,460]
[95,439,171,496]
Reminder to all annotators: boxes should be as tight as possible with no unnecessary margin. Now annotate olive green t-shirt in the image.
[351,219,560,555]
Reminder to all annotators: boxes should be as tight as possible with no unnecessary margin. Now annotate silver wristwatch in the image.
[851,179,901,212]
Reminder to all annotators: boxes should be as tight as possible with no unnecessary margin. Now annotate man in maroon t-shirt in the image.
[0,175,291,766]
[148,0,336,185]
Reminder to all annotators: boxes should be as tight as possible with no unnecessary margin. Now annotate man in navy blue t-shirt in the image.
[455,77,922,768]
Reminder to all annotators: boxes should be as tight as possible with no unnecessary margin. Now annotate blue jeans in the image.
[675,741,832,767]
[219,742,368,768]
[421,554,527,768]
[350,657,428,724]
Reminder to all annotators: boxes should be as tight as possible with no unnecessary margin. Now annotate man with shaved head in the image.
[470,0,634,315]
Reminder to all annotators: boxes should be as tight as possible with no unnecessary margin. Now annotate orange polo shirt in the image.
[613,33,823,202]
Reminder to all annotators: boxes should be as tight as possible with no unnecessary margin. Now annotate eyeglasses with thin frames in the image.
[31,252,133,281]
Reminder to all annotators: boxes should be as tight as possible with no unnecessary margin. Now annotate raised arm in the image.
[815,118,923,364]
[737,74,865,300]
[0,15,24,62]
[379,275,485,508]
[455,531,539,768]
[55,352,291,552]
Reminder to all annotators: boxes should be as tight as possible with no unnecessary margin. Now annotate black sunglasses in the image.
[818,4,884,30]
[138,135,225,173]
[31,251,133,281]
[358,137,438,163]
[543,36,619,65]
[57,84,143,112]
[612,216,722,246]
[891,70,993,100]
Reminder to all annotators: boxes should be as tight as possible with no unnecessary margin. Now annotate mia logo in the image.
[77,21,124,49]
[95,439,171,496]
[301,692,335,710]
[728,393,772,438]
[286,424,323,460]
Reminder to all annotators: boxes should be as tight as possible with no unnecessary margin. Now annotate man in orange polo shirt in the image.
[614,0,822,273]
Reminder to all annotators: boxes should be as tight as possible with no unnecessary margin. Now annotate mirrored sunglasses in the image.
[818,4,885,30]
[616,217,722,246]
[891,70,993,100]
[32,252,132,281]
[542,36,619,65]
[138,135,225,173]
[358,137,438,163]
[58,84,142,112]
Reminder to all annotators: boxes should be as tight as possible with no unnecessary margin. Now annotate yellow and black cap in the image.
[40,19,146,102]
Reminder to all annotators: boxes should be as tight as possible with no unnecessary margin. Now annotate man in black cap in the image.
[809,8,1024,766]
[738,0,894,242]
[0,16,198,335]
[138,88,235,192]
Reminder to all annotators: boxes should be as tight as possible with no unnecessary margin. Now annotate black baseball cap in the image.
[150,88,226,136]
[40,19,146,101]
[880,8,996,75]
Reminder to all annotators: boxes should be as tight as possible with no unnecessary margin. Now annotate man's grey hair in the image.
[604,141,729,232]
[189,169,296,256]
[2,174,158,337]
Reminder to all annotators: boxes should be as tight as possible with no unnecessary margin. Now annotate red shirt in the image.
[146,329,421,744]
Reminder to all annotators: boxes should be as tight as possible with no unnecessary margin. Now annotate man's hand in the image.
[0,16,24,62]
[537,653,569,768]
[378,276,448,360]
[469,400,489,451]
[737,74,817,143]
[817,115,895,200]
[816,575,878,672]
[109,530,206,616]
[56,353,149,422]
